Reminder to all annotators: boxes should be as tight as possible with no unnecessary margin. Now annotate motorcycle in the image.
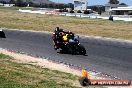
[52,32,86,55]
[61,40,86,55]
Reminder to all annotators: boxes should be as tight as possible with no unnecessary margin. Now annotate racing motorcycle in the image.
[60,40,86,55]
[52,32,86,55]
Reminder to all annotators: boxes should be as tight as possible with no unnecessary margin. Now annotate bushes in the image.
[83,10,90,14]
[58,9,91,14]
[77,10,82,13]
[59,9,63,12]
[69,10,74,13]
[59,9,68,12]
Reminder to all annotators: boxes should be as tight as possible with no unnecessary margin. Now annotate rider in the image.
[52,27,79,50]
[52,27,65,50]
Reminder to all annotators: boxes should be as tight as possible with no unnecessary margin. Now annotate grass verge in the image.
[0,6,132,40]
[0,53,79,88]
[0,53,107,88]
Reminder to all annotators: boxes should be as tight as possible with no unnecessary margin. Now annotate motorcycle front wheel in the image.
[78,44,86,55]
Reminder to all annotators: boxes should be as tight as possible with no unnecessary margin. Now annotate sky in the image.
[50,0,132,6]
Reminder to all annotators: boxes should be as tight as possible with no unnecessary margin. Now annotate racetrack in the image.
[0,29,132,80]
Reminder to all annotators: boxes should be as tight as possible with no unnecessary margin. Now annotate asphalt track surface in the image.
[0,29,132,80]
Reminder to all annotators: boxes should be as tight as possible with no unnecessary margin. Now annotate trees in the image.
[77,10,82,13]
[69,10,74,13]
[67,3,74,9]
[0,0,6,5]
[83,10,90,14]
[109,0,119,4]
[119,3,127,5]
[14,0,28,7]
[9,0,15,4]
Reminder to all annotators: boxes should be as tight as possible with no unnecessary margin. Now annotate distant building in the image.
[73,0,88,11]
[110,6,132,15]
[104,3,128,16]
[88,5,105,14]
[105,3,128,12]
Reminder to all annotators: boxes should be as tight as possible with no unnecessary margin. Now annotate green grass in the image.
[0,53,12,59]
[0,77,34,88]
[0,53,107,88]
[0,53,80,88]
[0,6,132,40]
[0,53,108,88]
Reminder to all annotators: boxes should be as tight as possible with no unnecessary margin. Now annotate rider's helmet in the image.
[59,32,65,37]
[68,31,74,39]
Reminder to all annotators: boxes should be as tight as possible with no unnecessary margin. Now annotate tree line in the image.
[0,0,74,9]
[0,0,127,10]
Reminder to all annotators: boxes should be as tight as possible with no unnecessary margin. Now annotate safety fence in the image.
[19,9,132,21]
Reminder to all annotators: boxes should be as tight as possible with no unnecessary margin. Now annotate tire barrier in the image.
[45,11,59,15]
